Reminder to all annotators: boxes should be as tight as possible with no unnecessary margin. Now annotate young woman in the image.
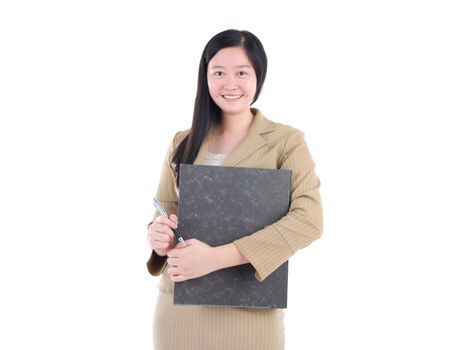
[146,29,323,350]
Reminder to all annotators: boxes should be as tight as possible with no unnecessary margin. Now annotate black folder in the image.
[173,164,291,308]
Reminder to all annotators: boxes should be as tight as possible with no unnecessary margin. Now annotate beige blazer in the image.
[147,108,323,286]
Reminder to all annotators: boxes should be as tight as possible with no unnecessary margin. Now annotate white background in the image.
[1,1,464,349]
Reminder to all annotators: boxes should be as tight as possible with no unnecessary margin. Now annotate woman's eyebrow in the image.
[211,65,253,69]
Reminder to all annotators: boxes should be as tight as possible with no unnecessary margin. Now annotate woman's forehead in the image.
[208,47,252,68]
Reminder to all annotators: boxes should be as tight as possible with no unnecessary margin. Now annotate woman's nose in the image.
[224,84,238,92]
[224,85,238,91]
[223,76,238,90]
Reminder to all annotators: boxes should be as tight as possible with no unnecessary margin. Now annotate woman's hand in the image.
[147,214,178,257]
[166,239,218,282]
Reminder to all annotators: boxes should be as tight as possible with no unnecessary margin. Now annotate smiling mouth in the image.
[222,95,242,100]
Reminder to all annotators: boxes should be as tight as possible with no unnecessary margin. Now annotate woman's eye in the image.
[237,71,247,76]
[213,71,224,76]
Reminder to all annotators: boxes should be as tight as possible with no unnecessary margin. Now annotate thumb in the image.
[169,214,178,225]
[185,238,199,245]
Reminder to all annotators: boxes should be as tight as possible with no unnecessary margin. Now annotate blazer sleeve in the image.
[146,133,180,276]
[233,129,323,281]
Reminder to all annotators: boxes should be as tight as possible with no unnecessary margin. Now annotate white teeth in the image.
[223,95,241,99]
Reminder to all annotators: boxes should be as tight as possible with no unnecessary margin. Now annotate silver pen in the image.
[153,198,186,245]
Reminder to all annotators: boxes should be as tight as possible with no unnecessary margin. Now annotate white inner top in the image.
[204,151,229,166]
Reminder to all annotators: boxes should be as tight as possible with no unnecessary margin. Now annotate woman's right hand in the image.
[147,214,178,257]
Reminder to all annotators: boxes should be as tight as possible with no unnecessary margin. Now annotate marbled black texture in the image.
[173,164,291,308]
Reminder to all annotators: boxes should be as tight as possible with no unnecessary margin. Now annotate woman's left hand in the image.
[166,239,218,282]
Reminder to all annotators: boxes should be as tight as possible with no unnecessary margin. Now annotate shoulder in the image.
[168,128,190,150]
[271,123,307,163]
[255,109,305,146]
[257,113,315,167]
[273,121,305,141]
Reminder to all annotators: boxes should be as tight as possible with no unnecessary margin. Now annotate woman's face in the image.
[207,46,257,116]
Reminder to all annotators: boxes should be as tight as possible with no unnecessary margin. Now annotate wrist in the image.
[213,243,249,271]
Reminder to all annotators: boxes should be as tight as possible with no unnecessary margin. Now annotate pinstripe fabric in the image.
[154,292,285,350]
[147,108,323,349]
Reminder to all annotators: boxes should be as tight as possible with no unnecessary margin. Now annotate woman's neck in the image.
[215,109,254,135]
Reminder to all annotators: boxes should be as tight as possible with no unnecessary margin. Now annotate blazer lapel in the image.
[222,132,267,167]
[193,108,278,167]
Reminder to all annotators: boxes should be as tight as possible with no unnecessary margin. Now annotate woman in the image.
[147,29,323,350]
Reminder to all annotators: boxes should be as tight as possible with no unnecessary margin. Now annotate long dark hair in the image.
[171,29,268,185]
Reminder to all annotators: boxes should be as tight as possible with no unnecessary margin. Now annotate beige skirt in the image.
[153,290,285,350]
